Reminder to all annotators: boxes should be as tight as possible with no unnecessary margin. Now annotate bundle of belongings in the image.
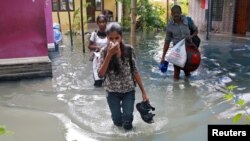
[136,101,155,124]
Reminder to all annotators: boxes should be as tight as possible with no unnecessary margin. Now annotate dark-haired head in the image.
[171,5,182,13]
[106,22,123,36]
[171,5,182,22]
[105,23,126,74]
[96,14,107,31]
[96,14,107,23]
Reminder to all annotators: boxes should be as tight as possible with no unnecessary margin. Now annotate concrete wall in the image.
[104,0,117,21]
[214,0,234,33]
[189,0,235,34]
[189,0,207,32]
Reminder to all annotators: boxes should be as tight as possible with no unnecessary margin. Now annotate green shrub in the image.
[223,85,250,124]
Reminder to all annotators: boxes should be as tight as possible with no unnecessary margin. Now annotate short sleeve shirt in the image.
[165,15,197,45]
[98,46,138,93]
[90,31,108,49]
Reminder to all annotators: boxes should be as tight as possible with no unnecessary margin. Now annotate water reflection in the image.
[0,33,250,141]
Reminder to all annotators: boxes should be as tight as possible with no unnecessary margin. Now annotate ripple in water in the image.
[55,93,169,140]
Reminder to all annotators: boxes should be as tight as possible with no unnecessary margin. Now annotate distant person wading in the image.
[88,14,108,87]
[161,5,199,80]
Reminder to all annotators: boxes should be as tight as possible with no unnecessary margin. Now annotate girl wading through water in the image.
[88,14,108,87]
[98,23,150,130]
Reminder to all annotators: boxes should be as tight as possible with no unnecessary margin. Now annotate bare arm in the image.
[134,72,149,101]
[160,42,170,64]
[88,41,101,51]
[88,32,101,51]
[161,26,171,64]
[190,30,198,38]
[98,52,112,77]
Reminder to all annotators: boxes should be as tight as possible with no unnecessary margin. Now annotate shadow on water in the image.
[1,33,250,141]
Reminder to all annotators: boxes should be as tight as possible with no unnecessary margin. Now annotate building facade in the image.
[51,0,119,32]
[189,0,250,35]
[0,0,52,80]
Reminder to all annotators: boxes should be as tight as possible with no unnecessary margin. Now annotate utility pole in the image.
[166,0,169,22]
[80,0,85,53]
[56,0,61,30]
[66,0,73,48]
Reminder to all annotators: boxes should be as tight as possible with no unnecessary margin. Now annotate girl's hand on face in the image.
[112,42,121,58]
[108,42,120,56]
[106,30,122,57]
[107,42,120,56]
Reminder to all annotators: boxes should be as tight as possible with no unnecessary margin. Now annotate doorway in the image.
[234,0,250,35]
[86,0,95,22]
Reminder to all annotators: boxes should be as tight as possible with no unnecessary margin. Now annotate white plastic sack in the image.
[165,39,187,68]
[92,52,103,81]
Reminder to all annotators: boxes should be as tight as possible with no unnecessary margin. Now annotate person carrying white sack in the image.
[88,14,108,87]
[160,5,198,80]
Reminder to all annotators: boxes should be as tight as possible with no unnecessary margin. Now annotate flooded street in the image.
[0,33,250,141]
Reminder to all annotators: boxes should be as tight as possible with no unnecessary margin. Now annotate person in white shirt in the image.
[88,14,108,87]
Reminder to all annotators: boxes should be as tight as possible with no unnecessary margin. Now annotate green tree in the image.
[71,3,91,35]
[137,0,166,31]
[117,0,165,32]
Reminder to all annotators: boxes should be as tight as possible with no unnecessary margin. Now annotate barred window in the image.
[211,0,224,21]
[52,0,75,11]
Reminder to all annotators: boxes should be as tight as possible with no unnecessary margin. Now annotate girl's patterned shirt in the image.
[99,47,138,93]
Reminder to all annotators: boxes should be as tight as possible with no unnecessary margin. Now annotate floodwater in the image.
[0,33,250,141]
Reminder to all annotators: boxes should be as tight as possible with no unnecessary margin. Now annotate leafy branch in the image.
[223,85,250,124]
[0,125,13,136]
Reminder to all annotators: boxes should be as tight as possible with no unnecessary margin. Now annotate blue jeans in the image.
[106,90,135,130]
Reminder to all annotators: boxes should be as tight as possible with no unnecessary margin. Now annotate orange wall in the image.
[52,0,118,32]
[104,0,117,21]
[52,0,87,32]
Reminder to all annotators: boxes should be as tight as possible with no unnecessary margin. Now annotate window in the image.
[95,0,102,11]
[52,0,75,11]
[205,0,224,21]
[211,0,224,21]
